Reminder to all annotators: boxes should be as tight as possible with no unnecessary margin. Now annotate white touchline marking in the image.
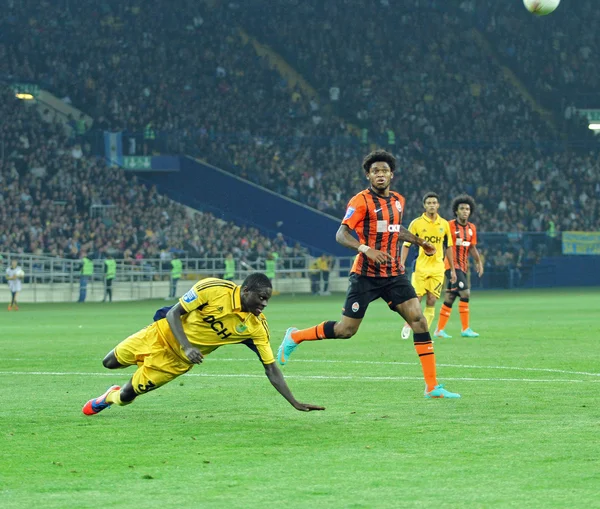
[3,358,599,377]
[0,371,598,384]
[3,358,600,378]
[212,358,600,378]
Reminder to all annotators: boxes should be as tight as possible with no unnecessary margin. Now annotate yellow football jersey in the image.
[403,213,453,274]
[155,278,274,364]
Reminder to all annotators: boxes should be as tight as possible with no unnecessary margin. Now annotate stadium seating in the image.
[0,87,294,262]
[479,0,600,114]
[2,0,599,271]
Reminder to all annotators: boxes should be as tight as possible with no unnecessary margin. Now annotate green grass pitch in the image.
[2,289,600,508]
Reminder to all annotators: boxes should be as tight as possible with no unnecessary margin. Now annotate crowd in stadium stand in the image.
[2,0,599,280]
[0,89,294,266]
[239,0,556,143]
[478,0,600,114]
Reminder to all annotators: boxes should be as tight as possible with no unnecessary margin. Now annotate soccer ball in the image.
[15,269,25,278]
[523,0,560,16]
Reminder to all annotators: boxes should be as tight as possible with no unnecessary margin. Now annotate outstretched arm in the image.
[264,363,325,412]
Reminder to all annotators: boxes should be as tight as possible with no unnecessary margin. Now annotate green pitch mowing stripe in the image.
[1,289,600,509]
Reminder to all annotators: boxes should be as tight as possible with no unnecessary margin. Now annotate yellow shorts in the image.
[411,271,444,299]
[114,322,193,395]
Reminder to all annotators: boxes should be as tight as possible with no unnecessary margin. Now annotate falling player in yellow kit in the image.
[82,274,324,415]
[400,192,457,338]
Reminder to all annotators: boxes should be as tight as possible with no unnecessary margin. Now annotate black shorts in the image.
[342,273,417,319]
[446,269,468,294]
[105,278,113,289]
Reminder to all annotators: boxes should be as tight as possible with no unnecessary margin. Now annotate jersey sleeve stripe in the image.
[260,320,270,341]
[194,281,236,293]
[359,193,371,276]
[196,279,236,289]
[373,197,385,276]
[384,200,395,277]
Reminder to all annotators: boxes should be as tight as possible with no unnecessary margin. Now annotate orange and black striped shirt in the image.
[342,188,406,277]
[445,219,478,273]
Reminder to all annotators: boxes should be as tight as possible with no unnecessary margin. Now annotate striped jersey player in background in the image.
[434,194,484,338]
[278,149,460,399]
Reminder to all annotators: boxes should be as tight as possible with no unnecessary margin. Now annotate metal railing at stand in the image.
[0,232,580,302]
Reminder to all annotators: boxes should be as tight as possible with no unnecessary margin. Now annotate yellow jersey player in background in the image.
[82,273,324,415]
[400,192,457,338]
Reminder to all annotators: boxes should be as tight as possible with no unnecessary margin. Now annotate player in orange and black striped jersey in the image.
[434,195,484,339]
[277,150,460,399]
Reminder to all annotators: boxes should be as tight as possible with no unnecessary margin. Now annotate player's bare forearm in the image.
[445,246,456,272]
[397,226,427,247]
[264,363,300,406]
[445,246,457,282]
[471,246,484,276]
[166,303,192,348]
[335,225,361,251]
[336,224,393,264]
[471,246,482,266]
[400,244,410,267]
[166,303,203,363]
[264,363,325,411]
[336,223,424,250]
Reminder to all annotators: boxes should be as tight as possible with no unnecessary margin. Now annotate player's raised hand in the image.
[184,345,204,364]
[365,247,394,265]
[293,402,326,412]
[422,241,436,257]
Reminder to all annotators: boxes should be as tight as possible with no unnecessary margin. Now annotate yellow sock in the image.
[105,388,132,406]
[424,306,435,330]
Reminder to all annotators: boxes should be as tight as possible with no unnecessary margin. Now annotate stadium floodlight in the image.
[15,93,35,100]
[588,123,600,130]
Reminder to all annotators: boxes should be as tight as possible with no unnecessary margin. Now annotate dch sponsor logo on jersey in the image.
[376,220,402,233]
[424,235,443,243]
[344,207,356,220]
[182,289,197,303]
[203,315,232,339]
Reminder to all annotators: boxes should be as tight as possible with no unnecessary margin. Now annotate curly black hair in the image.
[362,149,396,173]
[422,191,439,204]
[451,194,476,217]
